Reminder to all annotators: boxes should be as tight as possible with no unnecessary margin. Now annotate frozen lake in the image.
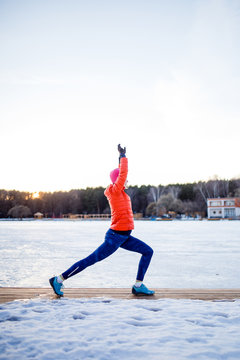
[0,220,240,289]
[1,220,240,360]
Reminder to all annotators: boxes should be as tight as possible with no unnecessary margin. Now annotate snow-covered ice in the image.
[0,220,240,288]
[1,220,240,359]
[1,297,240,360]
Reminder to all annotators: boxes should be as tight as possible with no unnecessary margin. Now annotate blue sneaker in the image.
[49,276,64,296]
[132,284,155,296]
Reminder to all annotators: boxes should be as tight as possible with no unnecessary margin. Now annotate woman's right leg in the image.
[61,229,124,280]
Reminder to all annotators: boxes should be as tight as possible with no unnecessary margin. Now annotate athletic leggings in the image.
[62,228,153,282]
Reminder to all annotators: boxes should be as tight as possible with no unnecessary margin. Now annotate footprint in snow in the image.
[0,312,22,323]
[73,313,86,320]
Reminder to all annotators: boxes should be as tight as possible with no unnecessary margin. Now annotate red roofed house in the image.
[207,198,240,219]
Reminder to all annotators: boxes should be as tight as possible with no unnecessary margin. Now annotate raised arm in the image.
[118,144,126,163]
[113,144,128,192]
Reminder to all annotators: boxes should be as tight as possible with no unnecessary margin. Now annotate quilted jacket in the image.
[104,157,134,231]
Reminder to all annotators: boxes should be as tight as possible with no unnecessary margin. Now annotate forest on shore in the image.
[1,178,240,219]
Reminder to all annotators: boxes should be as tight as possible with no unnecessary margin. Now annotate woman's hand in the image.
[118,144,126,156]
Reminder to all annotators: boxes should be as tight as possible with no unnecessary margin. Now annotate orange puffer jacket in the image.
[104,157,134,231]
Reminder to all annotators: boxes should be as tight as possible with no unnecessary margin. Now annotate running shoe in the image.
[49,276,64,296]
[132,284,155,296]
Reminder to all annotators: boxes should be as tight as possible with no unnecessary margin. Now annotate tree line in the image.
[1,178,240,219]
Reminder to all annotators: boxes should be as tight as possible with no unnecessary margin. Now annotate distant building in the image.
[207,198,240,219]
[34,212,44,219]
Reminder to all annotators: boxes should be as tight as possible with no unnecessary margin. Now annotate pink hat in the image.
[110,168,119,183]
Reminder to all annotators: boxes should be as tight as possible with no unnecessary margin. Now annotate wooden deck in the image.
[1,288,240,303]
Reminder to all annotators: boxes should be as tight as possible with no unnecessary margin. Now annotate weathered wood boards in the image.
[1,288,240,303]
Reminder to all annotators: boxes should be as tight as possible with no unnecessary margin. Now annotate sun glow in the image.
[32,192,40,199]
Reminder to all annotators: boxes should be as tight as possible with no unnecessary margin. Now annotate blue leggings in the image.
[62,229,153,281]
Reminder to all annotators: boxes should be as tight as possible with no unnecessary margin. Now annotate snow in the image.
[0,220,240,288]
[1,297,240,359]
[1,220,240,359]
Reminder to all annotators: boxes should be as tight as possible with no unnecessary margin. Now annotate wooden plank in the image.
[1,288,240,303]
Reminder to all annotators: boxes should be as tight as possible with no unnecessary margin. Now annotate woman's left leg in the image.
[120,235,153,281]
[61,229,125,280]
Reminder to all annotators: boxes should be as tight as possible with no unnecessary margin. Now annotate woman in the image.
[49,144,154,296]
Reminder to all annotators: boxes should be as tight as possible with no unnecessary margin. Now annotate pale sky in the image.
[0,0,240,192]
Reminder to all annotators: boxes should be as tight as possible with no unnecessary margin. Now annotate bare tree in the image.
[157,194,184,214]
[146,202,157,217]
[148,186,165,203]
[234,188,240,197]
[183,200,200,216]
[222,180,229,197]
[166,185,181,199]
[126,186,138,201]
[148,186,165,216]
[195,182,207,204]
[8,205,32,220]
[196,179,231,204]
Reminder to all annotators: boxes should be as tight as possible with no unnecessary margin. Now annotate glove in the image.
[118,144,126,157]
[118,144,126,163]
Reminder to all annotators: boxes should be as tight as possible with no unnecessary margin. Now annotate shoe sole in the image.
[49,277,64,297]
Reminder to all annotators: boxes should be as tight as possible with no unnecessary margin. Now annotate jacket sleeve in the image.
[112,157,128,193]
